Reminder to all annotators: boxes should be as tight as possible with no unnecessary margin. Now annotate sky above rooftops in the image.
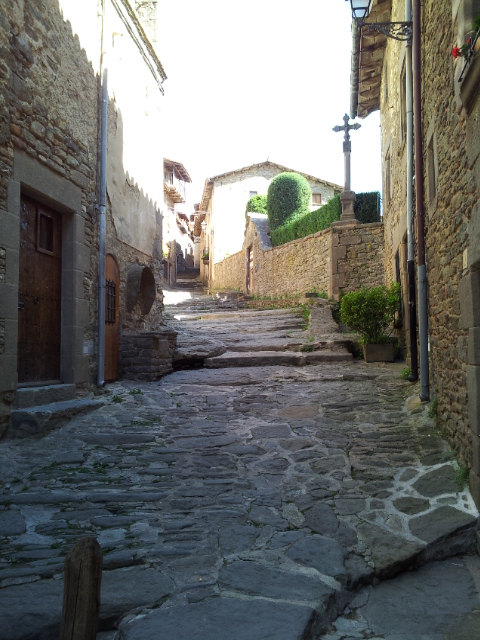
[157,0,382,211]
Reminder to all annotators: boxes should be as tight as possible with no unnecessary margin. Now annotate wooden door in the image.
[18,196,62,384]
[246,246,253,294]
[105,254,120,382]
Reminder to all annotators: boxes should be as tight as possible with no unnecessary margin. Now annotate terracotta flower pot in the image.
[363,343,395,363]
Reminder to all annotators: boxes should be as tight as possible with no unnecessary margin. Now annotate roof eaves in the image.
[164,158,192,183]
[208,161,342,192]
[350,0,390,120]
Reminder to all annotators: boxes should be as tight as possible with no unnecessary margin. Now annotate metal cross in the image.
[333,113,361,192]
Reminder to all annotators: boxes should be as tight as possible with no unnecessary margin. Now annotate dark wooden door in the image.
[18,196,62,383]
[246,246,253,294]
[105,254,120,382]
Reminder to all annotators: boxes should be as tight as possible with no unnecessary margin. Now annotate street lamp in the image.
[349,0,373,22]
[346,0,412,41]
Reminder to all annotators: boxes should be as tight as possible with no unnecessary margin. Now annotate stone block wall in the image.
[0,0,167,428]
[120,330,177,381]
[251,229,331,298]
[212,216,385,299]
[213,250,244,292]
[421,0,475,465]
[335,223,386,293]
[0,0,98,431]
[378,0,480,499]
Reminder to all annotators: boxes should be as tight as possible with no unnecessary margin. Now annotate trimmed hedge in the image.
[246,194,268,216]
[267,172,312,230]
[270,191,381,247]
[271,194,341,246]
[355,191,381,224]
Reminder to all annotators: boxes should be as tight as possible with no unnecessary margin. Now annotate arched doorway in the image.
[105,254,120,382]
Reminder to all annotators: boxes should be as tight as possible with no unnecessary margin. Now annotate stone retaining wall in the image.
[212,215,385,299]
[120,331,177,381]
[213,250,244,292]
[335,223,386,293]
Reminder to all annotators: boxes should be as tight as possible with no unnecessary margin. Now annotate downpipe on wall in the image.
[405,0,418,383]
[413,0,429,400]
[97,67,107,387]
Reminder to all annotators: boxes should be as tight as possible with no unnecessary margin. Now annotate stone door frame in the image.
[1,151,90,396]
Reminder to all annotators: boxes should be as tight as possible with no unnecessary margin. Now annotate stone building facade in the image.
[197,161,342,282]
[350,0,480,506]
[213,213,385,300]
[162,158,194,287]
[0,0,169,434]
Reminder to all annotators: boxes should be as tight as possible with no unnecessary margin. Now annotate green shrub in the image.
[271,194,341,246]
[269,191,379,247]
[340,282,400,344]
[474,6,480,32]
[246,194,268,215]
[355,191,381,223]
[267,172,312,230]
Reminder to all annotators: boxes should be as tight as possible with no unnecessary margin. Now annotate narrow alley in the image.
[0,278,479,639]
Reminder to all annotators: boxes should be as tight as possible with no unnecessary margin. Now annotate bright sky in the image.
[157,0,382,211]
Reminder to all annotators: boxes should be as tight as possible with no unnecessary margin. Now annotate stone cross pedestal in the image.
[332,113,361,226]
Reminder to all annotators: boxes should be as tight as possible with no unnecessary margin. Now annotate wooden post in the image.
[59,537,102,640]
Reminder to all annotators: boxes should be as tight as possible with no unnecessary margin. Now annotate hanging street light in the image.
[349,0,373,23]
[346,0,412,41]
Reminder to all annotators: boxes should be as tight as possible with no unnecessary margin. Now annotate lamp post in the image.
[346,0,412,41]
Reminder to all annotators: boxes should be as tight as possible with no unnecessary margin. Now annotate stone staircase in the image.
[165,288,354,369]
[175,268,203,292]
[9,383,104,439]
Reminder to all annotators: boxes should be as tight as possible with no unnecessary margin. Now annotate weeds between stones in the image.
[455,462,470,489]
[129,388,142,395]
[428,397,438,419]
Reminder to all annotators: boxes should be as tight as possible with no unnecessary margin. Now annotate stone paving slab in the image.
[205,350,352,368]
[0,294,478,639]
[323,555,480,640]
[117,597,319,640]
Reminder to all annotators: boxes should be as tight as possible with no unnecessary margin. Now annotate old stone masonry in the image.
[0,284,479,639]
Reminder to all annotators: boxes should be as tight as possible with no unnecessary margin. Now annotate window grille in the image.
[106,279,116,324]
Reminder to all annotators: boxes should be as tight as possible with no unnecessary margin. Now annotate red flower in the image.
[451,46,462,58]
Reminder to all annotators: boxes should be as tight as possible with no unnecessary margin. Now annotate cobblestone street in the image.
[0,286,479,639]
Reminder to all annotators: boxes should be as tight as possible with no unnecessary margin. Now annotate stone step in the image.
[15,383,76,409]
[204,349,352,368]
[8,398,105,439]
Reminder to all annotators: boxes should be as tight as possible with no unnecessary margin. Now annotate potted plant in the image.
[339,283,400,362]
[202,250,209,264]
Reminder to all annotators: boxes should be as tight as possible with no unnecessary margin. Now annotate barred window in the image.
[106,279,116,324]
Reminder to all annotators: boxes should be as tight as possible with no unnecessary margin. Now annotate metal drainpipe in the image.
[413,0,429,400]
[97,67,107,387]
[406,0,418,382]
